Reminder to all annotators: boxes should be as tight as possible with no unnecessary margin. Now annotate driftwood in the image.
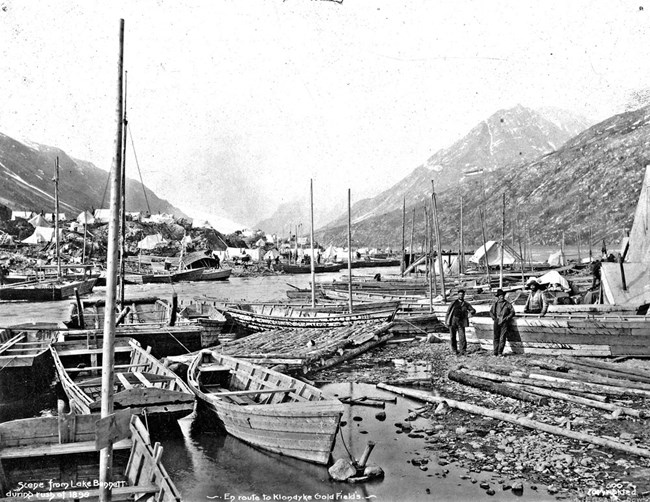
[377,383,650,459]
[525,372,650,398]
[316,333,393,372]
[465,369,643,398]
[448,370,548,405]
[565,369,650,391]
[560,357,650,384]
[339,396,385,408]
[503,382,647,418]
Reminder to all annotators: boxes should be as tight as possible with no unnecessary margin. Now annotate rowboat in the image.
[51,337,195,421]
[0,411,181,501]
[141,267,205,284]
[0,324,59,401]
[0,276,97,302]
[187,349,344,464]
[217,303,398,332]
[469,314,650,356]
[275,262,344,274]
[199,267,232,281]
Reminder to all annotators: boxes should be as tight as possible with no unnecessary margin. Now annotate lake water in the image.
[0,269,555,502]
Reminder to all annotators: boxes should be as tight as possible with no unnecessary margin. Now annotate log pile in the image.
[213,321,393,374]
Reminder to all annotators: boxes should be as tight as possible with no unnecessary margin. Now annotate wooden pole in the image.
[347,189,353,314]
[294,223,298,264]
[119,71,128,306]
[377,383,650,458]
[400,198,406,274]
[561,231,566,266]
[74,289,85,330]
[589,226,593,262]
[82,211,88,265]
[431,181,446,301]
[459,196,464,275]
[54,157,61,280]
[500,192,505,289]
[425,205,432,312]
[479,208,491,287]
[310,180,316,308]
[409,207,415,274]
[100,18,124,501]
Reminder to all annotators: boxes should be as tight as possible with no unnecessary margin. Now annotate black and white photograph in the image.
[1,1,650,501]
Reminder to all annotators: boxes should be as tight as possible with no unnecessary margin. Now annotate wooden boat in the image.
[187,349,344,464]
[199,267,232,281]
[0,411,181,501]
[218,303,398,332]
[51,337,195,421]
[65,296,214,357]
[349,258,401,268]
[469,314,650,356]
[0,276,97,302]
[0,324,59,401]
[141,267,205,284]
[275,262,344,274]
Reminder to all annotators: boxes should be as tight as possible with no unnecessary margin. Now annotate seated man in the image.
[524,280,548,315]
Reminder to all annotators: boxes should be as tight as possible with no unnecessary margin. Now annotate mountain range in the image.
[314,104,650,250]
[0,132,186,220]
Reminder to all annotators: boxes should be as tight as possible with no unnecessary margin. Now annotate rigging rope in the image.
[128,125,152,215]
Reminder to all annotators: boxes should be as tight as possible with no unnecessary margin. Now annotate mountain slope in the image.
[316,106,649,249]
[0,132,187,218]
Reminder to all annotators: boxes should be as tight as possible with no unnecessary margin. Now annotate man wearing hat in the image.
[524,279,548,316]
[444,289,476,356]
[490,289,515,356]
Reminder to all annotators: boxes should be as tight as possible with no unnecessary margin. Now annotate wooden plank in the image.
[54,345,132,356]
[213,387,295,396]
[0,438,132,459]
[66,363,148,373]
[200,364,232,373]
[116,372,134,389]
[45,485,159,501]
[133,371,153,387]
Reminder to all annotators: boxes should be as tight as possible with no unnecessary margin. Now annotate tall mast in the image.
[459,196,464,275]
[347,189,353,313]
[309,180,316,308]
[431,180,446,301]
[500,192,505,289]
[119,71,128,305]
[400,198,406,274]
[54,157,61,279]
[409,207,415,274]
[99,19,125,501]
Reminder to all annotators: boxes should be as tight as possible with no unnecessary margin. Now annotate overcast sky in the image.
[1,1,648,231]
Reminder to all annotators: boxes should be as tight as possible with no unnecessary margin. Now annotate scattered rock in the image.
[363,464,384,478]
[328,458,357,481]
[375,411,386,421]
[434,401,449,415]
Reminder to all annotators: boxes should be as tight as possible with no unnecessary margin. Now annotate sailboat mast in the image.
[500,193,505,289]
[99,18,125,500]
[431,180,446,301]
[347,189,353,314]
[119,71,128,305]
[310,179,316,308]
[400,198,406,274]
[54,157,61,279]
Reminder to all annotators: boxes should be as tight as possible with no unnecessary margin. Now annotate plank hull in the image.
[470,315,650,356]
[0,278,97,302]
[199,268,232,281]
[51,338,195,423]
[188,351,344,464]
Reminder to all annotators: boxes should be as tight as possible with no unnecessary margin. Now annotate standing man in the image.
[490,289,515,356]
[444,289,476,356]
[524,279,548,316]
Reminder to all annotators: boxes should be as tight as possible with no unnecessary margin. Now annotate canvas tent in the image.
[76,211,95,225]
[94,209,111,223]
[547,250,567,267]
[468,241,517,267]
[22,226,61,245]
[28,214,51,228]
[11,211,33,221]
[264,249,280,260]
[435,255,460,275]
[601,262,650,306]
[255,238,266,248]
[137,233,167,250]
[626,165,650,263]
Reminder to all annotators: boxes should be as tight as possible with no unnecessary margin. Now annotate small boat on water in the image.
[275,262,344,274]
[179,250,232,281]
[51,337,195,422]
[199,267,232,281]
[187,349,344,464]
[469,314,650,356]
[0,276,97,302]
[0,411,181,501]
[0,324,59,401]
[217,303,398,332]
[141,267,206,284]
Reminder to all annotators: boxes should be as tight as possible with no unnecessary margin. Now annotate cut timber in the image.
[560,357,650,382]
[317,332,393,372]
[448,370,548,405]
[377,383,650,459]
[502,382,647,419]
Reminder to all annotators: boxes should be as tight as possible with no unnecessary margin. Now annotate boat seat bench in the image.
[0,438,132,459]
[202,386,295,405]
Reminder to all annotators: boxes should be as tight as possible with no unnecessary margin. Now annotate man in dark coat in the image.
[490,289,515,356]
[444,289,476,355]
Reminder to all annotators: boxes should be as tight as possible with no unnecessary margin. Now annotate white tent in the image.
[469,241,516,266]
[28,214,51,228]
[547,250,566,267]
[137,233,167,250]
[435,255,460,275]
[76,211,95,225]
[21,226,61,245]
[255,238,266,248]
[11,211,33,221]
[264,249,280,260]
[94,209,111,223]
[530,270,570,291]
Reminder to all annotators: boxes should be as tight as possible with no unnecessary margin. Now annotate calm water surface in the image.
[0,269,553,502]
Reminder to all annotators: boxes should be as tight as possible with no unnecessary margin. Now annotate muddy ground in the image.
[317,339,650,501]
